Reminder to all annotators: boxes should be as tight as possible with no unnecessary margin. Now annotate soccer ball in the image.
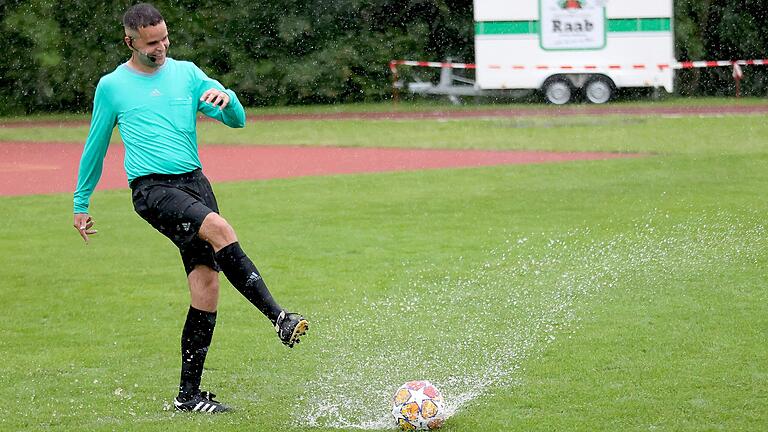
[391,380,446,430]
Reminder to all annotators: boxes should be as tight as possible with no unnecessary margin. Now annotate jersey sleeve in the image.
[192,65,246,128]
[73,79,118,213]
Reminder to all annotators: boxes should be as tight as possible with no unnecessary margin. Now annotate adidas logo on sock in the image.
[245,272,262,287]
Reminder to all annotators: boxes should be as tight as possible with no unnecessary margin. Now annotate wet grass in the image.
[0,105,767,431]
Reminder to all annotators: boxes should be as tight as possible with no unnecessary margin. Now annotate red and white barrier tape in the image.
[389,60,475,72]
[389,59,768,72]
[673,59,767,69]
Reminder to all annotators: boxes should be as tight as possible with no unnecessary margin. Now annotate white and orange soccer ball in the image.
[391,380,447,430]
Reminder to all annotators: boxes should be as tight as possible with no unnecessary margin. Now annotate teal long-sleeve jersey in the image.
[73,58,246,213]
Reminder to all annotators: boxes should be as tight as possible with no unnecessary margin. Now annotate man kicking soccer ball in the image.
[72,2,308,413]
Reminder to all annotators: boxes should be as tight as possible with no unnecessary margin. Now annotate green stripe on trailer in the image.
[476,18,671,35]
[475,21,540,35]
[608,18,671,32]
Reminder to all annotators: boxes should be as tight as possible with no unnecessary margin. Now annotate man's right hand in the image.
[74,213,98,244]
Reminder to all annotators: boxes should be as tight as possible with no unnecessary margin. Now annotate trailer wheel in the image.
[584,76,614,104]
[543,78,573,105]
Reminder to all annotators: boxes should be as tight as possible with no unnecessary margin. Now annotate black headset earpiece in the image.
[127,36,157,64]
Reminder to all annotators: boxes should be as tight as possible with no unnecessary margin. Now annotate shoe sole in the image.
[287,319,309,348]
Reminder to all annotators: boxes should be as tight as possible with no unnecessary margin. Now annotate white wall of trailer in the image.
[475,0,538,21]
[474,0,672,20]
[474,0,675,93]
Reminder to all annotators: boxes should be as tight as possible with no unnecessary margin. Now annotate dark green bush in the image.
[0,0,765,114]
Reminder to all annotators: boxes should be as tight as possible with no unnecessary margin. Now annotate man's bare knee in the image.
[199,213,237,251]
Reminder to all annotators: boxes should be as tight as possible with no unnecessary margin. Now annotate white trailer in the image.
[474,0,675,103]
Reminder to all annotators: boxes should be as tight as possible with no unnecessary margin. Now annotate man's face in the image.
[126,21,170,67]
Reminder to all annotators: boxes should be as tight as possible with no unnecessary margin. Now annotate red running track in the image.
[0,141,639,196]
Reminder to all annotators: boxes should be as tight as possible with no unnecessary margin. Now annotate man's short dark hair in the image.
[123,3,164,31]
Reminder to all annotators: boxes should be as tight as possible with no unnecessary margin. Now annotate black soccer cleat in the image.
[173,391,230,413]
[275,310,309,348]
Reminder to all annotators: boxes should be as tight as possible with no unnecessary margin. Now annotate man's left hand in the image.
[200,89,230,109]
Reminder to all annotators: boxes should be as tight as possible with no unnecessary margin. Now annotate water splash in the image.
[295,210,765,429]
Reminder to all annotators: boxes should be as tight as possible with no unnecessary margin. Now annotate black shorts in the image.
[130,169,220,275]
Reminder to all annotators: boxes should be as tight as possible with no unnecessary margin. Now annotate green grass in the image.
[1,100,767,431]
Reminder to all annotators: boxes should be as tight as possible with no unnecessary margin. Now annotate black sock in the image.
[215,242,283,324]
[178,306,216,400]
